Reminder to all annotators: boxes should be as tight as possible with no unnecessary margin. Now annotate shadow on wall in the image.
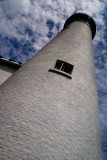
[0,58,22,73]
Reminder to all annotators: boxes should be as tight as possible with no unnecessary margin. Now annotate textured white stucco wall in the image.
[0,21,102,159]
[0,63,16,85]
[0,60,21,85]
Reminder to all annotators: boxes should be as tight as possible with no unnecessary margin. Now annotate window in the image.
[49,60,74,79]
[55,60,73,74]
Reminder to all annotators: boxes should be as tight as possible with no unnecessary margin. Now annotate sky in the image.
[0,0,107,159]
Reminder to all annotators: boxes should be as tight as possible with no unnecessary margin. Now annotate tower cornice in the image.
[63,13,96,39]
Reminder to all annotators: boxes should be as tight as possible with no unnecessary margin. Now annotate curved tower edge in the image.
[63,13,96,39]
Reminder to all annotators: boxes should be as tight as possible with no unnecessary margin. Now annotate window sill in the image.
[49,69,72,79]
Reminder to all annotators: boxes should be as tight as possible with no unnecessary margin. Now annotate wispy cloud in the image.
[0,0,106,62]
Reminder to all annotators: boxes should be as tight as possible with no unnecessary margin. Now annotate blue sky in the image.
[0,0,107,159]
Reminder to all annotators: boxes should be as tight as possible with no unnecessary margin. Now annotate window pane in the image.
[54,60,63,70]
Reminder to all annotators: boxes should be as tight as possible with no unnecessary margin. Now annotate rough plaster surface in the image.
[0,21,102,159]
[0,64,18,85]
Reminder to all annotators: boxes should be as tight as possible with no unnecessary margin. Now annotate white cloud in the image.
[0,0,106,89]
[0,0,106,66]
[0,0,105,44]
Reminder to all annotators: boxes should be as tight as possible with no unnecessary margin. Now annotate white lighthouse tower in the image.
[0,13,102,159]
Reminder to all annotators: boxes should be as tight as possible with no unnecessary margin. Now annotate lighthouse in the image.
[0,13,102,159]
